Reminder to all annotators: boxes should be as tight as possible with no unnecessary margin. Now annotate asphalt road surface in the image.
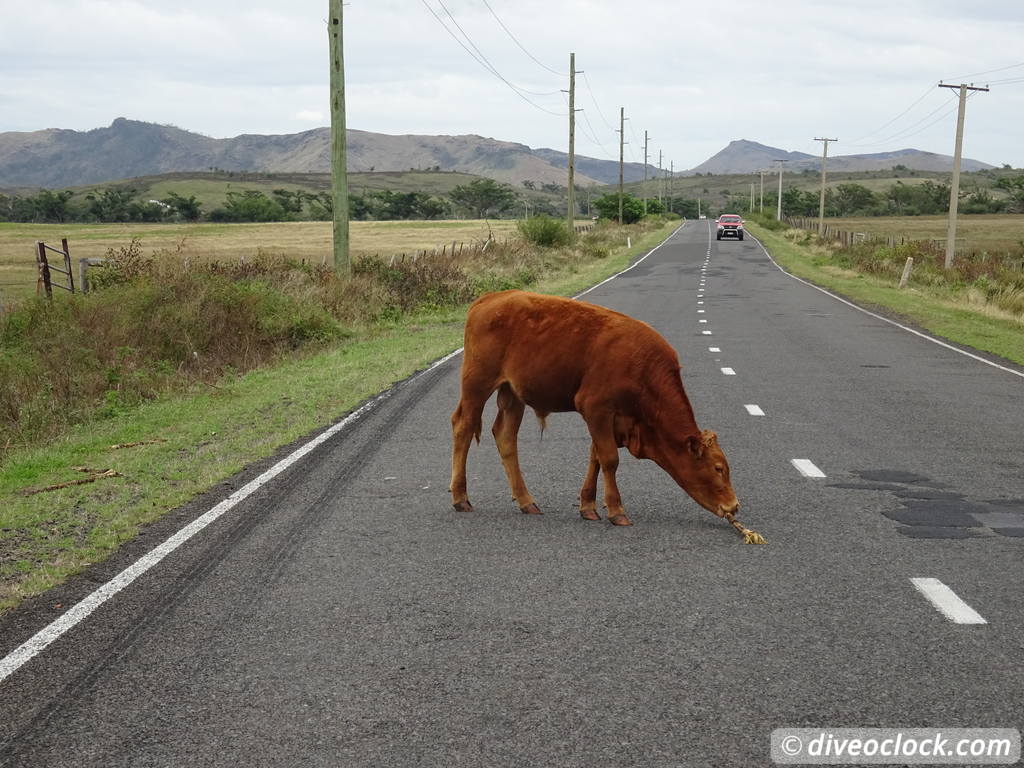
[1,221,1022,767]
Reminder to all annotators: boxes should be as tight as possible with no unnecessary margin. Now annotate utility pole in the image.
[774,159,785,221]
[814,137,837,235]
[565,52,581,236]
[749,182,755,212]
[669,160,674,213]
[642,130,650,216]
[617,107,627,225]
[939,81,989,269]
[658,150,664,206]
[759,169,766,214]
[328,0,349,275]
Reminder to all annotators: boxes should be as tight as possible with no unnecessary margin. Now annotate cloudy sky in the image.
[2,0,1022,170]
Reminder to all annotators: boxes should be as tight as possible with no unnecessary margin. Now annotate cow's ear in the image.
[685,434,703,458]
[626,423,646,459]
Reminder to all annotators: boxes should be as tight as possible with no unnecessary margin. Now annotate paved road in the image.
[1,221,1021,766]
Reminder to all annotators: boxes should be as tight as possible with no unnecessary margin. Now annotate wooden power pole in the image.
[328,0,350,275]
[814,137,837,235]
[618,107,626,225]
[566,52,578,236]
[642,130,649,216]
[774,159,785,221]
[939,81,989,269]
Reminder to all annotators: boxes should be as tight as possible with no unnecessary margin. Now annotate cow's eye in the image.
[714,464,724,474]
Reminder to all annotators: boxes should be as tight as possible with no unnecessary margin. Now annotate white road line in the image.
[709,346,720,352]
[749,232,1024,380]
[699,319,707,323]
[910,578,987,624]
[791,459,826,478]
[0,218,698,687]
[721,367,736,375]
[745,404,765,416]
[698,309,705,313]
[702,330,713,335]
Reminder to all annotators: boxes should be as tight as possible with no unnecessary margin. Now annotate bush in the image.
[517,215,573,247]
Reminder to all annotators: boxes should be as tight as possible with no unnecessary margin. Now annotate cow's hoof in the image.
[608,514,633,526]
[521,503,543,515]
[580,508,601,521]
[453,500,474,513]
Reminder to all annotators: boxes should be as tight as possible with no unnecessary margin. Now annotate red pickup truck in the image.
[716,214,744,241]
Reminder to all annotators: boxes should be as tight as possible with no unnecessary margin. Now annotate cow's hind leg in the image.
[450,379,493,513]
[492,383,540,514]
[578,442,601,521]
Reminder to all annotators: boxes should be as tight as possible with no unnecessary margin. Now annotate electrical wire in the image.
[435,0,561,97]
[852,91,961,147]
[581,72,617,133]
[419,0,565,116]
[479,0,566,77]
[944,61,1024,82]
[846,83,938,145]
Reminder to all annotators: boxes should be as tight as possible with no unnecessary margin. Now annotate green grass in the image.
[748,222,1024,366]
[0,218,678,614]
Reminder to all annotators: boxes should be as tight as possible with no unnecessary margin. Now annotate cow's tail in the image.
[534,410,549,441]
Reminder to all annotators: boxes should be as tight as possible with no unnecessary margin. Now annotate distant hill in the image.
[0,118,633,190]
[686,139,993,176]
[0,121,995,191]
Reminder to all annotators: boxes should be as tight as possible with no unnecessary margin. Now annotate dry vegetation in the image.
[0,219,522,303]
[0,217,658,457]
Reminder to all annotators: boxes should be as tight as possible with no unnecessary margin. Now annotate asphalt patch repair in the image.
[829,471,1024,540]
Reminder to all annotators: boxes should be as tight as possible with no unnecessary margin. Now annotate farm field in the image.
[0,219,523,303]
[821,214,1024,253]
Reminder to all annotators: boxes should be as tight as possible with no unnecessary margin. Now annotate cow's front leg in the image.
[578,442,601,521]
[584,417,630,526]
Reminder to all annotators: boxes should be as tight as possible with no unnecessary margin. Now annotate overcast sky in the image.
[2,0,1022,170]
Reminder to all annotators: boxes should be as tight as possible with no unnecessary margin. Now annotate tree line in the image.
[722,177,1024,218]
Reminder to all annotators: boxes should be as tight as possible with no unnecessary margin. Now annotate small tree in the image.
[449,178,517,218]
[591,193,644,224]
[163,192,203,222]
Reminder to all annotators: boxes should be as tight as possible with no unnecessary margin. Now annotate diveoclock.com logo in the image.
[770,728,1021,765]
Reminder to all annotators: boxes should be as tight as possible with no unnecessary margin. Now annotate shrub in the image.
[517,215,573,248]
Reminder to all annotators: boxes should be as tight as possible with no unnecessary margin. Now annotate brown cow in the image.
[449,290,739,526]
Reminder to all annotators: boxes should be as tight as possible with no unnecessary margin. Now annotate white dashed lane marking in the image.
[910,578,987,624]
[721,367,736,376]
[708,347,720,352]
[745,404,765,416]
[791,459,826,478]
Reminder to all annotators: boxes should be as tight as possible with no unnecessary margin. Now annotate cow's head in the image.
[630,426,739,517]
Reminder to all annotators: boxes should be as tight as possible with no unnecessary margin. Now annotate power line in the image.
[581,72,617,133]
[435,0,560,97]
[853,91,962,147]
[944,61,1024,82]
[846,83,938,145]
[479,0,566,77]
[419,0,565,116]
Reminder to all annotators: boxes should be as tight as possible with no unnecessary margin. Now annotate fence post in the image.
[36,242,53,300]
[898,257,914,289]
[79,259,90,294]
[62,238,75,293]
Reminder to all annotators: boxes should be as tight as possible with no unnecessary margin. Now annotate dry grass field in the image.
[0,219,523,303]
[824,214,1024,254]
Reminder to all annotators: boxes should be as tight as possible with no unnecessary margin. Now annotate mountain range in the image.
[0,119,994,190]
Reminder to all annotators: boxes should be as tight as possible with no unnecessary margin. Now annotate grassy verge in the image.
[0,218,679,614]
[747,221,1024,366]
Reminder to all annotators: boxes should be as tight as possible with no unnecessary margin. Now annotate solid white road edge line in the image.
[791,459,826,478]
[749,232,1024,380]
[910,578,987,624]
[0,222,692,686]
